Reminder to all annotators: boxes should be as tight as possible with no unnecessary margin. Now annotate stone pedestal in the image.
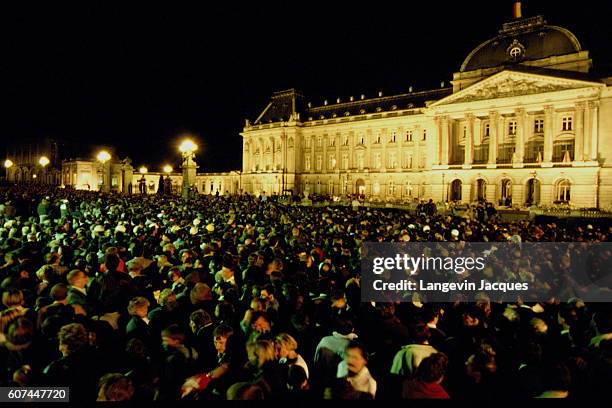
[181,154,198,199]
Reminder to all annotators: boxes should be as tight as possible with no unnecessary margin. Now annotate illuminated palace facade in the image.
[240,10,612,208]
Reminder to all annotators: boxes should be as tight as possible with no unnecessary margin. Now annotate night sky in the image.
[2,0,611,172]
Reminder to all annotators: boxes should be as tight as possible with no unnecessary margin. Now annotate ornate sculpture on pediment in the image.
[449,76,578,104]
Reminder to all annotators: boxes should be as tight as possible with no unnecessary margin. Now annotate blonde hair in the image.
[275,333,298,352]
[127,297,150,315]
[247,339,276,367]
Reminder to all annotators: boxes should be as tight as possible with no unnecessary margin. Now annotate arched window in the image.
[501,179,512,204]
[450,179,462,201]
[555,179,571,203]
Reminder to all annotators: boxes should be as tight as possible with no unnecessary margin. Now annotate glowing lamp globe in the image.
[39,156,50,167]
[179,139,198,154]
[97,151,111,164]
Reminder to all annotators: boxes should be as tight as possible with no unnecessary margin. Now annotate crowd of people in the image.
[0,184,610,401]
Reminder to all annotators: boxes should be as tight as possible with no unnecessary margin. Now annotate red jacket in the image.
[402,380,450,399]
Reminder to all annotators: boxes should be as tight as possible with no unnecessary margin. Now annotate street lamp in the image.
[163,165,173,174]
[139,166,148,174]
[179,138,198,199]
[179,139,198,154]
[96,150,111,192]
[38,156,50,185]
[4,159,13,183]
[96,150,111,164]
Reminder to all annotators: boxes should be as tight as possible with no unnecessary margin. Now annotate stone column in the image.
[397,128,403,170]
[488,111,498,166]
[335,133,340,169]
[310,136,315,173]
[589,101,599,161]
[413,125,420,170]
[322,135,327,172]
[461,182,471,204]
[543,105,554,165]
[441,116,450,165]
[434,116,442,165]
[574,102,585,162]
[464,114,474,167]
[584,101,592,160]
[513,108,525,165]
[524,112,533,157]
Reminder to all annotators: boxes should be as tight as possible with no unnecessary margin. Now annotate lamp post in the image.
[39,156,50,185]
[138,166,148,194]
[179,138,198,199]
[96,150,111,192]
[4,159,13,183]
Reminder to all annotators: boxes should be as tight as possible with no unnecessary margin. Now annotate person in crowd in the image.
[159,324,199,400]
[66,269,91,314]
[390,323,438,377]
[335,340,376,398]
[125,297,153,348]
[97,373,135,401]
[402,353,450,399]
[275,332,309,378]
[42,323,101,402]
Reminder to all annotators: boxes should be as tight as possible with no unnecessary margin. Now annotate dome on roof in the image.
[461,16,582,72]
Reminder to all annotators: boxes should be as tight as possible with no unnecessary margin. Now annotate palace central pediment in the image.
[431,70,603,107]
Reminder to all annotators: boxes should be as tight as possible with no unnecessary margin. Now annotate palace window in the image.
[375,135,381,144]
[357,152,364,170]
[508,120,517,136]
[555,179,571,203]
[373,182,380,195]
[388,181,396,195]
[305,138,311,148]
[562,116,573,132]
[305,155,311,171]
[317,136,322,147]
[422,129,427,141]
[359,136,365,145]
[388,152,397,169]
[553,140,574,162]
[484,123,490,137]
[374,153,382,169]
[534,118,544,134]
[403,153,413,169]
[343,135,349,146]
[405,182,413,197]
[329,137,335,147]
[342,154,349,170]
[406,130,413,142]
[329,155,336,170]
[390,133,396,143]
[316,155,322,171]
